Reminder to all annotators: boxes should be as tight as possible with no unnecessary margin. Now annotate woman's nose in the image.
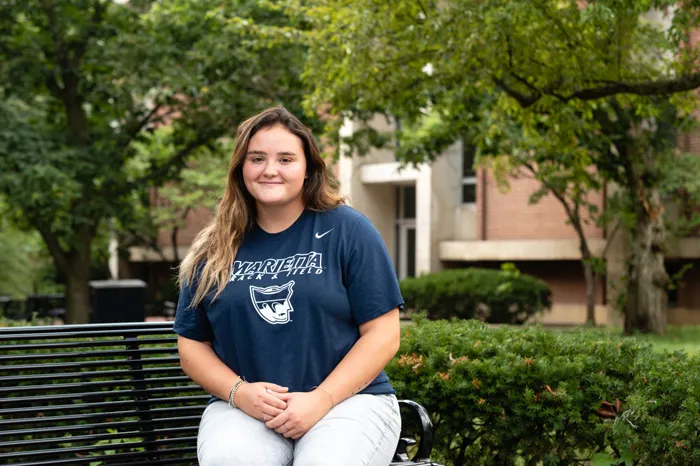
[262,161,279,176]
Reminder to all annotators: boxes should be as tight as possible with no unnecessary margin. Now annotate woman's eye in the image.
[250,157,264,163]
[280,158,292,164]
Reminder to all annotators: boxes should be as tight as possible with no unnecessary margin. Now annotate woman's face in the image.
[242,125,307,211]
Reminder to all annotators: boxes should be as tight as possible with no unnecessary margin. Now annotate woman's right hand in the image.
[234,382,289,422]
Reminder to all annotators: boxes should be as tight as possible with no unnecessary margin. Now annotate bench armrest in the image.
[394,399,434,463]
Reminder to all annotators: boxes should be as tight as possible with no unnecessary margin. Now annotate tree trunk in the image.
[582,253,597,326]
[38,225,94,324]
[565,201,597,326]
[64,263,92,324]
[171,226,180,263]
[624,186,669,335]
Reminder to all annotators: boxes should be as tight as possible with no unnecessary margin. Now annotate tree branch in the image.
[510,72,542,97]
[122,228,168,262]
[44,73,62,98]
[117,104,164,151]
[508,73,700,108]
[492,75,538,107]
[73,0,105,64]
[506,34,515,70]
[504,37,560,99]
[522,161,590,250]
[42,0,65,63]
[37,224,70,275]
[129,139,208,190]
[531,0,577,51]
[566,73,700,101]
[601,219,621,258]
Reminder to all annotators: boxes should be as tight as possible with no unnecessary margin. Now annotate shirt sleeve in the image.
[173,278,215,342]
[343,215,405,325]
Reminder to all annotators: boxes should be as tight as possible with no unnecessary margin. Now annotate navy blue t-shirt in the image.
[173,205,404,402]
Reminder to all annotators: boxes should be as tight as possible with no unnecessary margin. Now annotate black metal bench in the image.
[0,322,440,465]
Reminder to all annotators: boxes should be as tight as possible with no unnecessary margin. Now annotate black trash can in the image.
[89,279,147,323]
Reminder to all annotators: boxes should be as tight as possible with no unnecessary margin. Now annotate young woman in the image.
[174,107,404,466]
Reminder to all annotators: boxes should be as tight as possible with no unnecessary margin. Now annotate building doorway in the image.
[395,185,416,280]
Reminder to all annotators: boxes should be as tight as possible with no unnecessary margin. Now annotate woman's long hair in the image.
[178,106,345,308]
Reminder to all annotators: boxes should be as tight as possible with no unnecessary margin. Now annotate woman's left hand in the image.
[265,389,334,439]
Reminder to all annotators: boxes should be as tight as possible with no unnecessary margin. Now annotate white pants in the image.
[197,394,401,466]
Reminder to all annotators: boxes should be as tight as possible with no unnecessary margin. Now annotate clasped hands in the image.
[233,382,334,439]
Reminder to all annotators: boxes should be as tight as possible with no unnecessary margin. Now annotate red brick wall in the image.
[680,28,700,153]
[480,169,605,240]
[156,206,212,248]
[666,259,700,325]
[681,130,700,154]
[514,261,605,305]
[669,260,700,309]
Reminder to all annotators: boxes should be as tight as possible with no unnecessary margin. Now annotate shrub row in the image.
[386,317,699,466]
[4,317,696,465]
[400,265,552,324]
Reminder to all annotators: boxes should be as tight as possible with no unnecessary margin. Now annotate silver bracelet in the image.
[228,378,245,409]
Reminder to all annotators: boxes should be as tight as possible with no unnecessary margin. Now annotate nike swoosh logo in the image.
[315,229,333,239]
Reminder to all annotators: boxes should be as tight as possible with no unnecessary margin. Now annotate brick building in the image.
[124,23,700,325]
[334,113,700,326]
[123,109,700,325]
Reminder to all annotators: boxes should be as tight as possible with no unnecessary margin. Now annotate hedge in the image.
[386,317,698,466]
[400,265,552,324]
[610,351,700,465]
[4,317,697,465]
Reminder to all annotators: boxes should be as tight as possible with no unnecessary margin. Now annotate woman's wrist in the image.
[315,386,335,409]
[228,377,246,408]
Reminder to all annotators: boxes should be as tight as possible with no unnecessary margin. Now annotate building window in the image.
[395,185,417,279]
[462,143,477,204]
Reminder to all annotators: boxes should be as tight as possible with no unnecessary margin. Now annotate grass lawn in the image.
[551,324,700,356]
[632,325,700,355]
[402,319,700,355]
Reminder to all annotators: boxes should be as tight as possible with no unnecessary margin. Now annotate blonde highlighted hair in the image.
[178,106,344,308]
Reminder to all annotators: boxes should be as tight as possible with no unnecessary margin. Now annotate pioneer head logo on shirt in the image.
[249,281,295,324]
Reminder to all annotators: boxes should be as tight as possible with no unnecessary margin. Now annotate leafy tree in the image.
[479,103,607,327]
[479,96,699,329]
[0,0,309,323]
[125,127,229,264]
[301,0,700,334]
[0,200,61,300]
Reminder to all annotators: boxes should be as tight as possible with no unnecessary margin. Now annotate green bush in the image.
[386,318,652,466]
[611,351,700,465]
[0,315,54,327]
[400,265,552,324]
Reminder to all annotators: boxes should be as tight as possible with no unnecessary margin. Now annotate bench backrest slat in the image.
[1,322,440,466]
[1,322,203,465]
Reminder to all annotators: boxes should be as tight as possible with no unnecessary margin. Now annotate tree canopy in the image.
[301,0,700,333]
[302,0,699,156]
[0,0,311,322]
